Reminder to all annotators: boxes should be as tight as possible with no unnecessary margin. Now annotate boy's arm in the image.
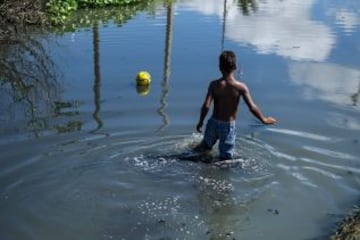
[196,84,213,132]
[240,83,276,125]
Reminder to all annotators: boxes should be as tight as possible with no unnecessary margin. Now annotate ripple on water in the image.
[267,127,336,142]
[114,133,275,178]
[69,131,275,238]
[263,124,360,214]
[0,129,279,240]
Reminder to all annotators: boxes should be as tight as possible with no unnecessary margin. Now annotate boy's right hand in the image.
[263,117,277,125]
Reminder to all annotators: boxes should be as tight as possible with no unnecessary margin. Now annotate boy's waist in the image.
[210,116,236,125]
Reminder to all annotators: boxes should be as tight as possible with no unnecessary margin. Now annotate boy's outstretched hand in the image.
[263,117,277,125]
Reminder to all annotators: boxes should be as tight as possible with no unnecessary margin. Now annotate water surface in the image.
[0,0,359,239]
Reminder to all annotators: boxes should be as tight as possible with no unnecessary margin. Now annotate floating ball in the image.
[136,71,151,86]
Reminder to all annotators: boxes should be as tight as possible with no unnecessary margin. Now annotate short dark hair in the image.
[219,50,237,74]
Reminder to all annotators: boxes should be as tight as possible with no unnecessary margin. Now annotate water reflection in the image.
[289,62,360,107]
[221,0,227,51]
[196,167,243,240]
[350,81,360,106]
[334,9,360,34]
[328,2,360,35]
[182,0,335,61]
[1,1,360,239]
[157,1,174,131]
[0,28,61,138]
[91,22,103,133]
[236,0,258,16]
[52,3,152,33]
[136,85,151,96]
[54,101,82,133]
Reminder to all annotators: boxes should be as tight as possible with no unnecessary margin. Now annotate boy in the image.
[195,50,276,160]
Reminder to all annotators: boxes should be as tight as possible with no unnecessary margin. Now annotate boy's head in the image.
[219,50,237,74]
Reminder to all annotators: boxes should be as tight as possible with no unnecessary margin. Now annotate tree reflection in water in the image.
[91,21,104,133]
[157,1,174,131]
[0,2,156,137]
[237,0,258,16]
[0,28,62,137]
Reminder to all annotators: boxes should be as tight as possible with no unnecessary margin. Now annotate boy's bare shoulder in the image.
[209,78,222,87]
[233,79,248,92]
[211,78,223,83]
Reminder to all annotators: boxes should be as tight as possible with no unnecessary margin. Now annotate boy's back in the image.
[210,77,242,122]
[195,50,276,160]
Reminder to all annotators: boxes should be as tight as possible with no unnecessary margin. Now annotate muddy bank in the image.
[0,0,46,40]
[331,207,360,240]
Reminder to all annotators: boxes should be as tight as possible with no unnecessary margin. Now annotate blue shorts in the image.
[200,117,236,160]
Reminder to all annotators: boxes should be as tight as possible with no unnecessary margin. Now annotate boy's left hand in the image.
[196,122,203,132]
[263,117,277,125]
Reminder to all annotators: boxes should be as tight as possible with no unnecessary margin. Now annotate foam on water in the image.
[119,132,274,178]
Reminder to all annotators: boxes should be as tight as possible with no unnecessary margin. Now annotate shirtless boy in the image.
[195,50,276,160]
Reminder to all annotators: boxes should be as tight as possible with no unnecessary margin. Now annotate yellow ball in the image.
[136,71,151,86]
[136,85,151,96]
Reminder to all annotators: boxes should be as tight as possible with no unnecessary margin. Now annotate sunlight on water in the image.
[303,145,357,160]
[266,127,335,141]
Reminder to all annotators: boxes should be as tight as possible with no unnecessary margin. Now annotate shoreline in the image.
[331,206,360,240]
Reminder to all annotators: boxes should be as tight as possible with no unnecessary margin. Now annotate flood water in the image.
[1,0,360,239]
